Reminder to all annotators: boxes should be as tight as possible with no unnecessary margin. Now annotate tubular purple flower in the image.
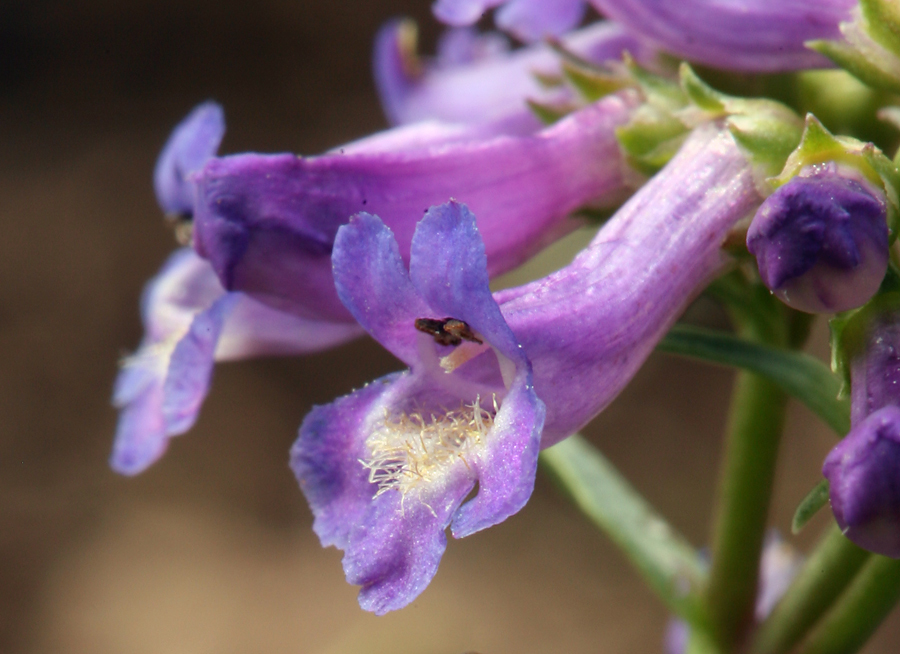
[432,0,587,42]
[746,164,889,314]
[111,248,363,475]
[374,18,653,128]
[192,91,640,320]
[588,0,855,71]
[153,101,225,216]
[292,124,762,612]
[293,202,545,614]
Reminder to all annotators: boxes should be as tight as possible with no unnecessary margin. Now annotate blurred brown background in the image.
[2,1,898,653]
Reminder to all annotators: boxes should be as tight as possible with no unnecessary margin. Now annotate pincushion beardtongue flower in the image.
[374,18,653,128]
[191,90,640,320]
[111,248,364,475]
[293,123,763,613]
[292,202,545,614]
[111,103,363,475]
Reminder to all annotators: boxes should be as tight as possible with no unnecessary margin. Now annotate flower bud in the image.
[823,405,900,557]
[747,165,889,314]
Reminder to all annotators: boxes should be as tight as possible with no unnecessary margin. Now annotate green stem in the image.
[749,524,870,654]
[705,368,788,651]
[795,556,900,654]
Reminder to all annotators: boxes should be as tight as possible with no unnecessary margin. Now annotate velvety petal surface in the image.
[153,101,225,215]
[589,0,855,71]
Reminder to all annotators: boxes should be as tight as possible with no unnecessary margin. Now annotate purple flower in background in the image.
[588,0,855,71]
[293,124,762,613]
[824,406,900,557]
[111,249,363,475]
[153,101,225,216]
[292,202,545,614]
[747,164,889,314]
[664,533,802,654]
[374,18,653,128]
[432,0,587,42]
[192,91,639,320]
[824,303,900,555]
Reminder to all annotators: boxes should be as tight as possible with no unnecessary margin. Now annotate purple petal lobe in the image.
[747,170,888,314]
[162,293,239,435]
[332,213,432,367]
[110,371,168,476]
[495,0,586,42]
[153,101,225,215]
[824,405,900,557]
[433,0,501,25]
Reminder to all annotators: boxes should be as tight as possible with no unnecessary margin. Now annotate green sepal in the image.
[860,0,900,60]
[678,64,804,180]
[792,479,831,534]
[829,266,900,395]
[526,99,575,125]
[560,60,634,102]
[616,105,689,176]
[773,115,900,241]
[809,38,900,95]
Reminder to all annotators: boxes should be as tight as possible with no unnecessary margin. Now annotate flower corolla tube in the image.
[192,91,640,320]
[292,124,763,613]
[587,0,855,72]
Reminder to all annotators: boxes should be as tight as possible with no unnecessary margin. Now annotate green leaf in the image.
[540,435,707,622]
[657,324,850,435]
[792,479,831,534]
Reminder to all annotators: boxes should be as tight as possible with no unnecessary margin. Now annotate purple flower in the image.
[847,306,900,426]
[374,18,653,129]
[292,202,545,614]
[111,249,363,475]
[293,124,762,613]
[192,91,640,319]
[664,534,802,654]
[747,164,889,314]
[153,101,225,216]
[432,0,587,42]
[588,0,855,71]
[823,406,900,557]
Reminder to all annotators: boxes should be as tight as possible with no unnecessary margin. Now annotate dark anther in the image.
[414,317,483,347]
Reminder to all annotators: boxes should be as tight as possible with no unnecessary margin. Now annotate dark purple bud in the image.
[823,405,900,557]
[747,167,889,314]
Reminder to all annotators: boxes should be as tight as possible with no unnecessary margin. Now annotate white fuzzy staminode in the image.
[360,395,497,499]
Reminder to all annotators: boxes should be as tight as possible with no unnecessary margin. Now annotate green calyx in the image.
[617,62,804,178]
[808,0,900,95]
[678,64,804,181]
[772,114,900,241]
[830,266,900,395]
